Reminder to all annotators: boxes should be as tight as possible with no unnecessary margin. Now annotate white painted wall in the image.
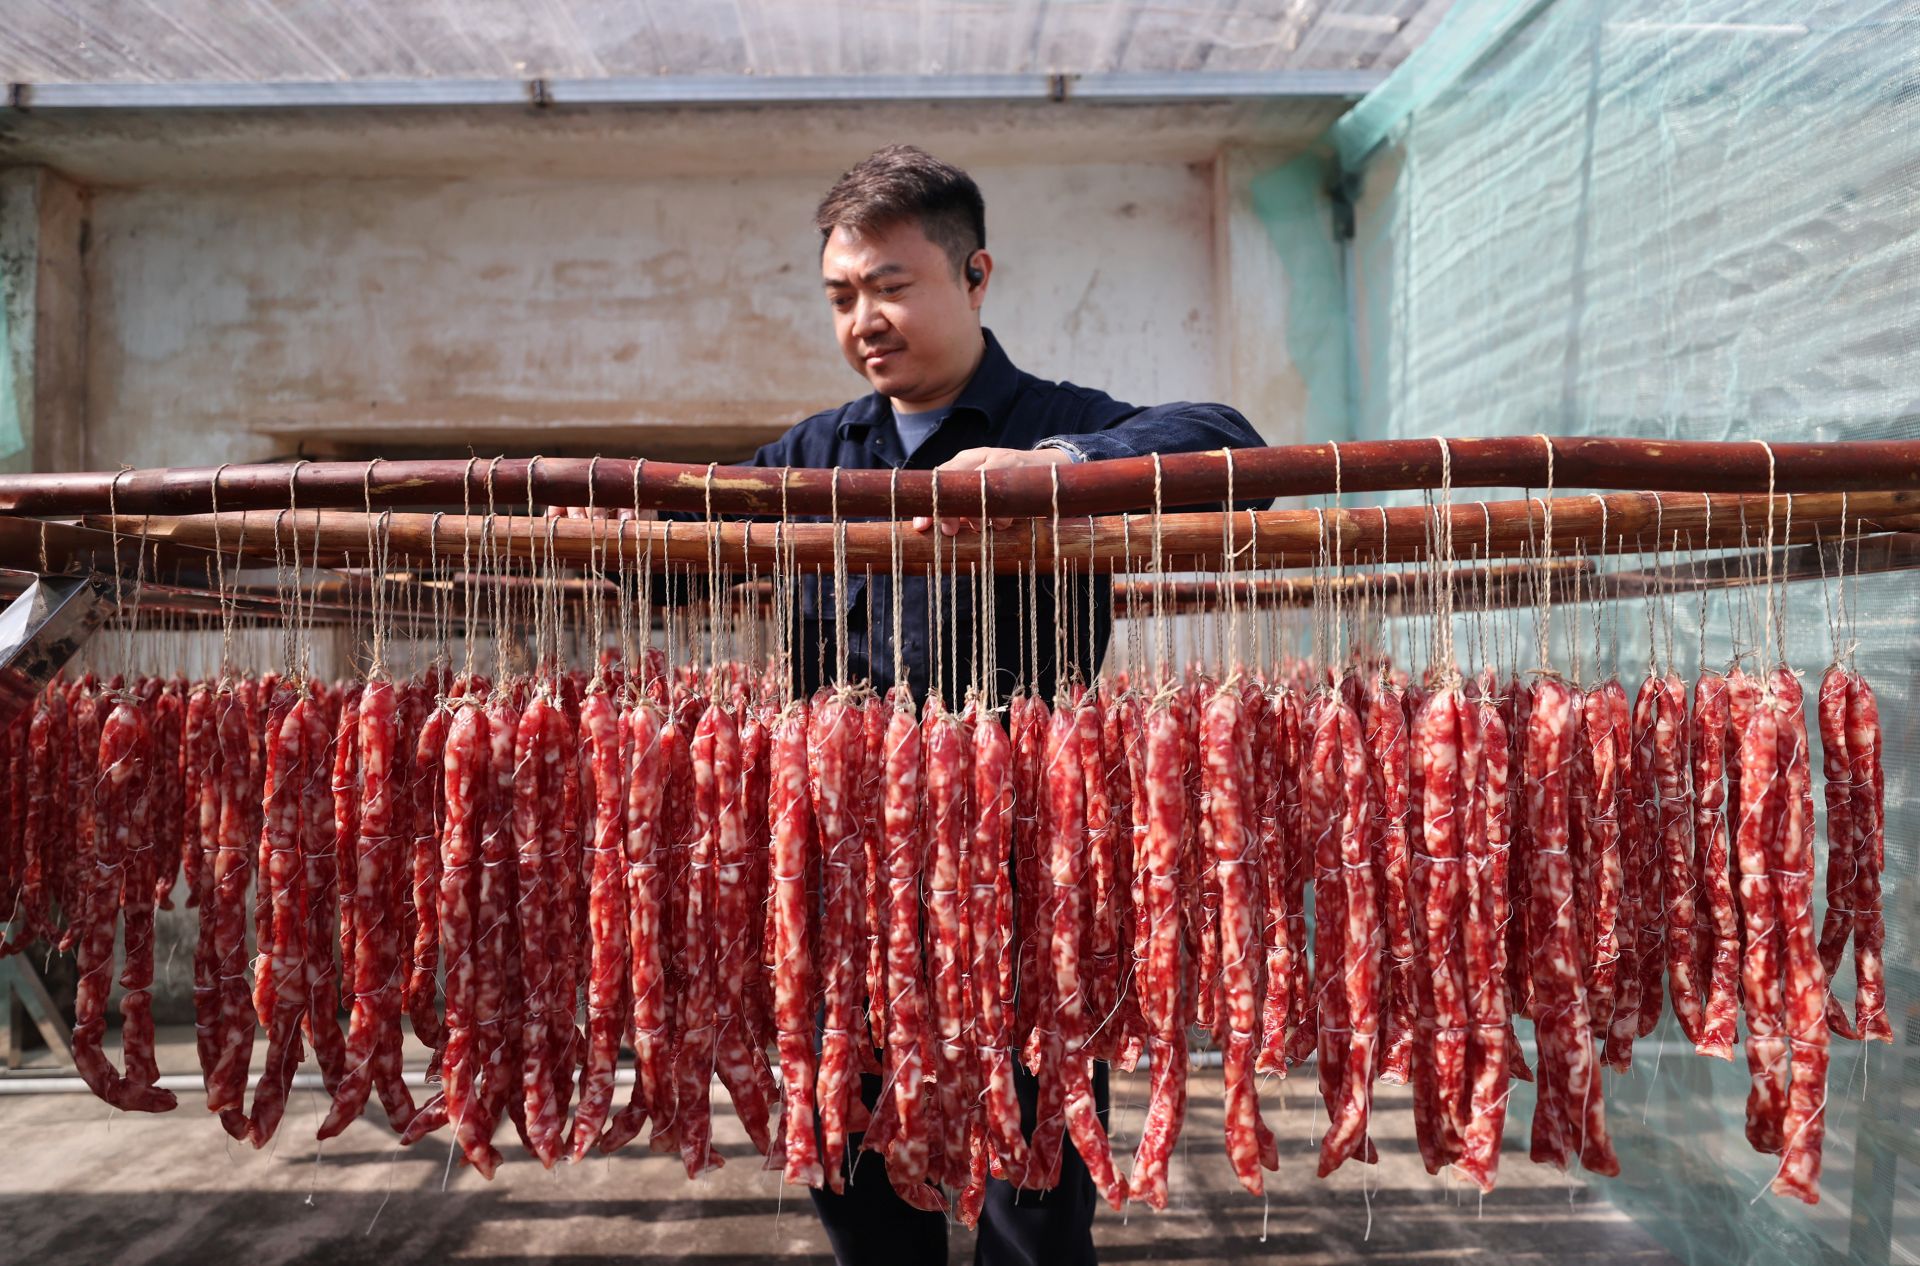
[87,161,1234,467]
[80,139,1310,469]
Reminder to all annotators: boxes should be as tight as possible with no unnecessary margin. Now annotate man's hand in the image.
[559,506,655,521]
[912,446,1074,536]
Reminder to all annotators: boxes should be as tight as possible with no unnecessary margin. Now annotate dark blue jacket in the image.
[740,328,1265,701]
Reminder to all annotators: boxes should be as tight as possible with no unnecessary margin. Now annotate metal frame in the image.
[7,69,1385,114]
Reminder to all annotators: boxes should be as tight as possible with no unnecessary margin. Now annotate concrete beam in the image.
[1211,146,1309,446]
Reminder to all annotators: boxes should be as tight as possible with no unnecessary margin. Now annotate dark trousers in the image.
[809,1057,1111,1266]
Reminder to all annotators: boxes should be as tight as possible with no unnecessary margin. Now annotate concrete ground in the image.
[0,1027,1681,1266]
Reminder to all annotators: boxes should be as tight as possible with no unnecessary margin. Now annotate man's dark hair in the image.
[815,145,986,278]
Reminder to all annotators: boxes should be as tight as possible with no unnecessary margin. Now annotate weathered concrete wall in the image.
[0,166,88,474]
[80,156,1301,469]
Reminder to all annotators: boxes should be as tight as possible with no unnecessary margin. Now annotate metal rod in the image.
[12,69,1384,113]
[5,437,1918,520]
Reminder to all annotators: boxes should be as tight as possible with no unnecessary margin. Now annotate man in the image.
[746,145,1264,1265]
[585,145,1263,1261]
[752,145,1263,708]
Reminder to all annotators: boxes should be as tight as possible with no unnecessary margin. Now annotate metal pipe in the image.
[4,438,1918,520]
[9,69,1384,113]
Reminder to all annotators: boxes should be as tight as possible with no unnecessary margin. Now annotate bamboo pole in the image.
[19,535,1919,627]
[6,436,1919,520]
[81,488,1920,575]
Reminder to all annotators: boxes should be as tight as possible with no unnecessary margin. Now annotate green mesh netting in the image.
[1282,2,1918,1261]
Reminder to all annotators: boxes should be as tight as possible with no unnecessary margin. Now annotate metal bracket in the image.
[0,955,74,1071]
[0,574,117,729]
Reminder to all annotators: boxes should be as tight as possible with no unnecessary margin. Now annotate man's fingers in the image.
[912,515,934,534]
[939,449,991,474]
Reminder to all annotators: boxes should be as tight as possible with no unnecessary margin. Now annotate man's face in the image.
[821,219,987,410]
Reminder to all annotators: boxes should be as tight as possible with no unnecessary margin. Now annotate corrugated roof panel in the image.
[2,0,1450,84]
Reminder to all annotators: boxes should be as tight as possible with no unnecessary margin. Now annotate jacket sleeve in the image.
[1037,400,1265,464]
[1037,400,1271,510]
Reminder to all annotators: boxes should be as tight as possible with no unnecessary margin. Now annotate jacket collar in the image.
[837,328,1021,439]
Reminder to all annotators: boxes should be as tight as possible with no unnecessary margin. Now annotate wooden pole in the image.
[6,437,1920,519]
[82,488,1920,575]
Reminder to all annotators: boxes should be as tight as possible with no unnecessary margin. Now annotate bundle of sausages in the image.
[0,655,1886,1208]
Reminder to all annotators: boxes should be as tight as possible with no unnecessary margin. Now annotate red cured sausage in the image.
[1252,686,1294,1077]
[407,706,450,1056]
[1283,687,1316,1070]
[1413,688,1472,1172]
[567,691,631,1161]
[330,688,362,1018]
[1308,694,1359,1155]
[1580,682,1628,1047]
[245,699,312,1146]
[1735,686,1788,1156]
[297,696,349,1097]
[970,704,1032,1188]
[1771,670,1828,1204]
[209,691,257,1135]
[601,698,674,1158]
[5,688,64,954]
[1048,699,1126,1209]
[1080,689,1121,1062]
[1127,699,1189,1209]
[1655,674,1702,1046]
[460,693,524,1174]
[1319,693,1379,1178]
[149,685,185,910]
[74,698,176,1114]
[666,700,724,1176]
[1364,680,1414,1086]
[321,681,416,1140]
[1204,688,1273,1190]
[774,703,826,1187]
[1102,686,1144,1068]
[1691,673,1740,1061]
[437,702,495,1171]
[1458,692,1512,1192]
[1526,678,1617,1177]
[1814,668,1858,1041]
[115,692,173,1111]
[509,694,570,1164]
[880,698,934,1187]
[923,700,973,1185]
[1502,680,1533,1033]
[1844,676,1890,1044]
[1011,694,1052,1068]
[709,701,783,1165]
[860,694,891,1059]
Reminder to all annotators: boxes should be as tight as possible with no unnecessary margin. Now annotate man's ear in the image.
[964,250,992,308]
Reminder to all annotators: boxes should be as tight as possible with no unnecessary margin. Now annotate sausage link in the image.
[773,704,826,1187]
[1526,678,1617,1176]
[1048,699,1126,1209]
[1458,693,1512,1192]
[1735,686,1788,1155]
[1771,670,1828,1203]
[1692,673,1740,1060]
[1319,694,1380,1178]
[566,691,632,1160]
[1845,676,1890,1043]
